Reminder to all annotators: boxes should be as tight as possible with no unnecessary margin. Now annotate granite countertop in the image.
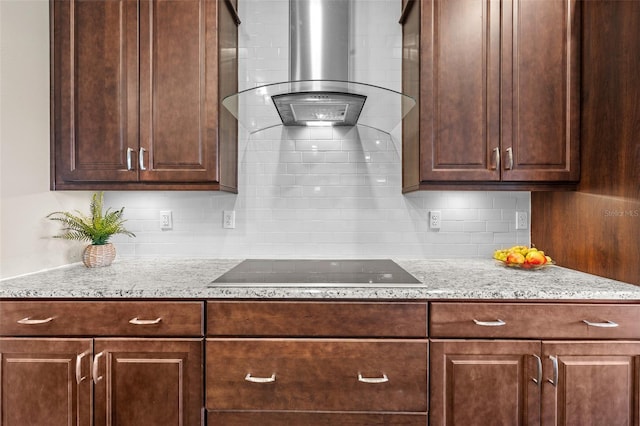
[1,258,639,300]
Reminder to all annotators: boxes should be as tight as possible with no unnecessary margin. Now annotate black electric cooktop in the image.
[211,259,421,287]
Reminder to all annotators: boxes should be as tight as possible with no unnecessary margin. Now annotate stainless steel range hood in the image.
[222,0,415,134]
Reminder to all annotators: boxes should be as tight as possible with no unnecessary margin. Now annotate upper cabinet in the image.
[51,0,239,191]
[401,0,580,191]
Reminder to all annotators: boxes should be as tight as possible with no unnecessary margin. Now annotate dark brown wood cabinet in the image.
[402,0,580,191]
[51,0,239,191]
[0,338,93,426]
[541,341,640,426]
[0,301,204,426]
[429,302,640,426]
[93,338,202,426]
[206,301,429,425]
[430,340,541,425]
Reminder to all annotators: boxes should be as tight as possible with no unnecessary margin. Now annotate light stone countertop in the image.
[1,258,639,300]
[0,258,640,301]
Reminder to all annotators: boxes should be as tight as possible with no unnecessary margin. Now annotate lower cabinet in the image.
[429,340,541,425]
[541,341,640,426]
[0,338,203,426]
[0,338,92,425]
[0,301,204,426]
[93,339,203,426]
[429,302,640,426]
[430,339,640,426]
[205,301,429,425]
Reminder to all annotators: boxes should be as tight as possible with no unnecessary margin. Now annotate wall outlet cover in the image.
[516,211,528,230]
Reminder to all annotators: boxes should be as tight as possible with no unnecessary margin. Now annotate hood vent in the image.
[272,92,366,126]
[222,0,415,135]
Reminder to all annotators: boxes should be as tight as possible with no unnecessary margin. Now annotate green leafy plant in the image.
[47,192,135,245]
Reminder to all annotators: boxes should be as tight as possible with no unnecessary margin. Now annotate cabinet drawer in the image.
[0,301,203,336]
[206,338,428,412]
[207,411,428,425]
[430,302,640,339]
[207,301,427,337]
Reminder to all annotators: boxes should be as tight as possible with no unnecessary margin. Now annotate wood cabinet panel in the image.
[93,338,203,426]
[403,0,580,190]
[430,302,640,339]
[207,410,428,426]
[207,301,427,337]
[501,0,580,182]
[531,0,640,286]
[206,338,428,412]
[0,338,93,426]
[430,339,541,426]
[51,0,139,184]
[51,0,238,191]
[541,341,640,426]
[138,0,218,183]
[419,0,501,182]
[0,301,203,337]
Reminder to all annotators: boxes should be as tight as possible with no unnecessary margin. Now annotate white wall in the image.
[0,0,90,279]
[0,0,530,279]
[104,0,530,260]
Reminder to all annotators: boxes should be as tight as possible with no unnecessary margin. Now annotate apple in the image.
[506,252,525,265]
[525,250,547,265]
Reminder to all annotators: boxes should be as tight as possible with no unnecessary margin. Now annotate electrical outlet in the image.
[160,210,172,230]
[223,210,236,229]
[516,211,528,230]
[430,210,441,229]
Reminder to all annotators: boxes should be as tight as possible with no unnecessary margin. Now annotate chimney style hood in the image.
[222,0,415,135]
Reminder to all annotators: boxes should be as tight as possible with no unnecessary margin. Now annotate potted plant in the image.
[47,192,135,267]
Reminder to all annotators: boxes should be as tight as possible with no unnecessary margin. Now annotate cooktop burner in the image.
[211,259,421,287]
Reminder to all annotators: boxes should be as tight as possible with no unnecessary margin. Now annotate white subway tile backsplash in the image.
[105,0,530,260]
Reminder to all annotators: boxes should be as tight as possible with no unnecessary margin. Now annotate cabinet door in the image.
[501,0,580,182]
[93,338,202,426]
[541,341,640,426]
[138,0,219,183]
[52,0,139,185]
[430,339,541,426]
[0,338,92,426]
[419,0,502,182]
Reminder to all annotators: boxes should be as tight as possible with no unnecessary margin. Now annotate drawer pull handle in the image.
[76,350,89,384]
[531,354,542,385]
[358,373,389,384]
[547,355,558,387]
[582,319,619,328]
[129,317,162,325]
[245,373,276,383]
[473,319,506,327]
[17,317,54,325]
[92,351,105,384]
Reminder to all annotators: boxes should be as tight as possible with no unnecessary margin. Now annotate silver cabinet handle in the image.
[76,350,89,384]
[491,147,500,170]
[139,147,147,170]
[582,319,619,328]
[126,147,134,170]
[358,373,389,384]
[532,354,542,385]
[547,355,558,387]
[245,373,276,383]
[17,317,54,325]
[129,317,162,325]
[473,319,506,327]
[92,351,105,384]
[505,147,513,170]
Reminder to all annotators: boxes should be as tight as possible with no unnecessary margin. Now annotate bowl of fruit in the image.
[493,245,554,270]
